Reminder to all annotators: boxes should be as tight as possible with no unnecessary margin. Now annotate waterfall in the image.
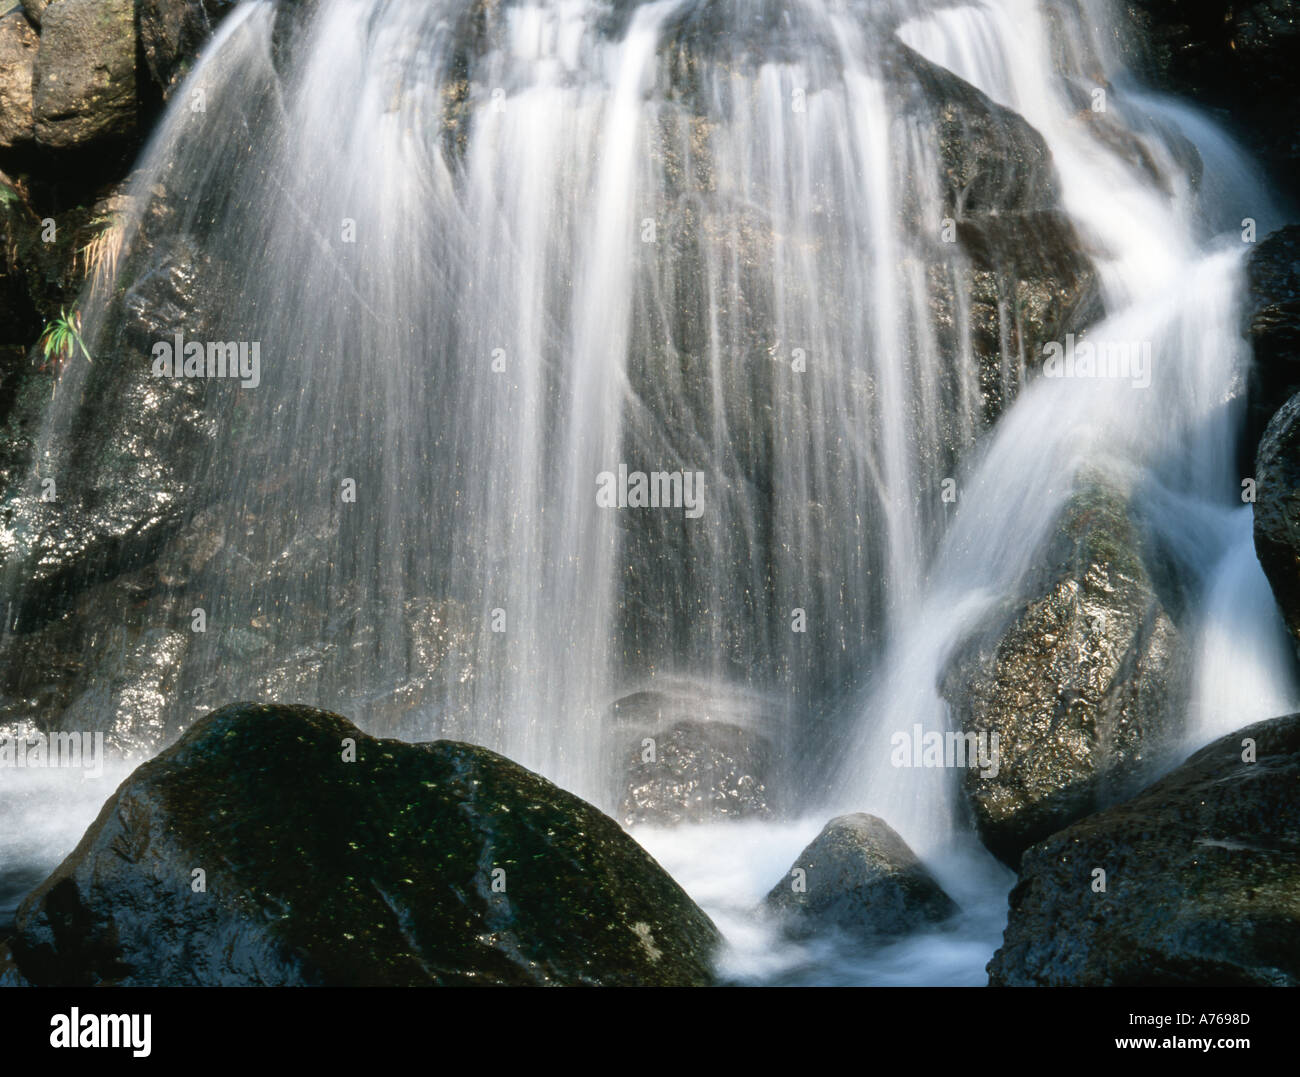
[827,0,1297,857]
[6,0,1007,805]
[2,0,1296,985]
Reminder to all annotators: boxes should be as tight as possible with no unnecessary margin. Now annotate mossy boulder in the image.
[989,713,1300,986]
[941,481,1188,866]
[8,702,721,986]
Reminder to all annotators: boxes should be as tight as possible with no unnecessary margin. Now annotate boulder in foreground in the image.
[9,702,721,986]
[989,713,1300,986]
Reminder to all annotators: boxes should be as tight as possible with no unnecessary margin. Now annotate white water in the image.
[3,0,1297,986]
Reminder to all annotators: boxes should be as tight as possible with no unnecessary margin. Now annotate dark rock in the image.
[0,233,225,631]
[932,210,1104,429]
[989,713,1300,986]
[1254,392,1300,654]
[764,813,958,942]
[615,690,776,825]
[0,11,39,148]
[137,0,237,95]
[1120,0,1300,201]
[57,626,189,758]
[892,43,1059,218]
[1244,226,1300,462]
[892,46,1104,431]
[9,702,721,986]
[0,939,30,987]
[941,481,1188,867]
[32,0,138,149]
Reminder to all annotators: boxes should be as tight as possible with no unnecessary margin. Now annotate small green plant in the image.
[37,307,92,372]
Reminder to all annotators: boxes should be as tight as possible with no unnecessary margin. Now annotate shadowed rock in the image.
[1243,226,1300,464]
[1254,391,1300,654]
[989,713,1300,986]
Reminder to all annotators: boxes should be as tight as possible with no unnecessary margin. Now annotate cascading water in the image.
[2,0,1296,985]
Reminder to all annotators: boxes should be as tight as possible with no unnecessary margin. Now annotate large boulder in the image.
[764,813,958,942]
[941,482,1188,867]
[8,702,721,986]
[615,690,776,826]
[989,713,1300,986]
[32,0,138,149]
[0,11,39,148]
[1254,391,1300,653]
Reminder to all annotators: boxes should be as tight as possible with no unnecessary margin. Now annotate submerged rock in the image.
[615,691,776,825]
[989,713,1300,986]
[1254,392,1300,653]
[764,813,958,942]
[941,482,1188,867]
[8,702,720,986]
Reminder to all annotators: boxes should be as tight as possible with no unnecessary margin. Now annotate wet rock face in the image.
[1122,0,1300,199]
[137,0,237,95]
[895,46,1104,432]
[613,34,1101,708]
[941,483,1188,867]
[764,813,958,942]
[989,713,1300,986]
[616,694,776,826]
[32,0,139,149]
[0,233,225,630]
[1254,392,1300,654]
[1244,226,1300,464]
[9,703,721,986]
